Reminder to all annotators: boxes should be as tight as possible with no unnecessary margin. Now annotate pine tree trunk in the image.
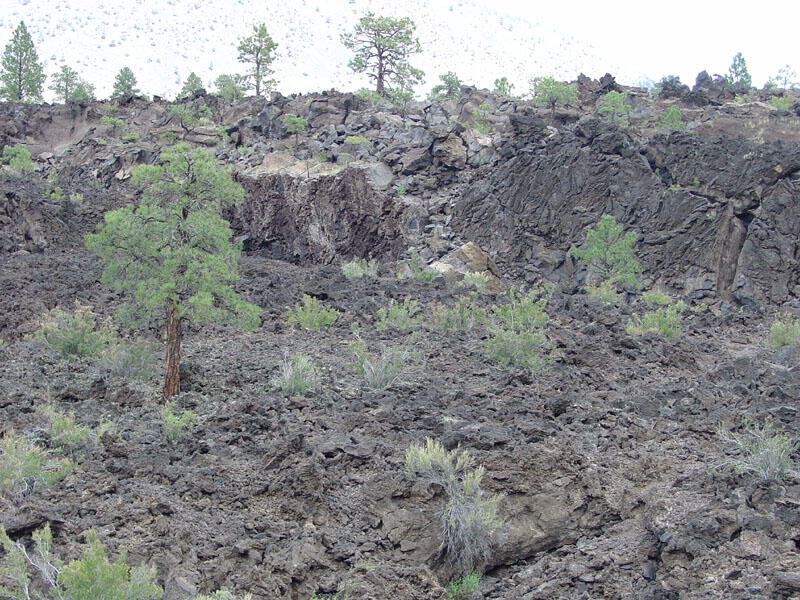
[163,301,182,400]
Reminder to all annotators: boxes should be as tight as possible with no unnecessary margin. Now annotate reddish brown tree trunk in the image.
[163,301,182,400]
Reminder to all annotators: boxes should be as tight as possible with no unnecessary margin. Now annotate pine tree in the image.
[111,67,140,100]
[178,72,204,100]
[429,72,461,101]
[341,13,423,98]
[0,21,46,102]
[531,77,577,118]
[727,52,752,89]
[49,65,95,103]
[213,73,251,102]
[237,24,277,96]
[85,143,260,399]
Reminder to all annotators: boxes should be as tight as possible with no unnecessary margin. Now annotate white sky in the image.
[1,0,797,101]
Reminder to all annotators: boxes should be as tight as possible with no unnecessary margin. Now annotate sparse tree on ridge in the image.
[85,143,260,400]
[49,65,95,103]
[112,66,140,100]
[178,72,204,100]
[429,71,461,101]
[214,73,251,102]
[0,20,46,102]
[237,24,277,96]
[341,12,424,98]
[493,76,515,97]
[727,52,752,89]
[531,76,576,118]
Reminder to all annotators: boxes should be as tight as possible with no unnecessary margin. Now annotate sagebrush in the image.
[406,439,502,576]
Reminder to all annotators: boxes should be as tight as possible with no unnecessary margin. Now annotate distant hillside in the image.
[0,0,628,101]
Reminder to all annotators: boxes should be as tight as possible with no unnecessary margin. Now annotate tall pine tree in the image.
[85,143,260,399]
[1,21,45,102]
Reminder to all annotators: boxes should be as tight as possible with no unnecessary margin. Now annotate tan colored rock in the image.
[433,133,466,169]
[430,241,505,292]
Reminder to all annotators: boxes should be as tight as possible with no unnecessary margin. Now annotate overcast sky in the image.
[1,0,797,100]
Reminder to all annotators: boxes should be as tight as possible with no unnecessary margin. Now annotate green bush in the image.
[395,183,406,196]
[406,254,436,282]
[642,289,672,306]
[429,71,462,101]
[122,132,140,142]
[472,103,492,134]
[0,430,73,503]
[718,417,796,482]
[101,115,126,133]
[377,298,423,330]
[1,144,33,173]
[342,258,378,279]
[286,294,339,330]
[272,353,316,396]
[626,302,685,338]
[597,91,632,127]
[531,77,577,116]
[349,340,416,389]
[161,401,196,442]
[769,315,800,348]
[433,294,486,330]
[46,173,65,201]
[659,106,686,131]
[493,76,515,97]
[770,95,793,111]
[570,214,641,288]
[405,439,502,577]
[343,135,369,145]
[449,571,480,600]
[0,524,163,600]
[585,280,621,304]
[356,88,383,104]
[486,288,551,369]
[33,301,115,359]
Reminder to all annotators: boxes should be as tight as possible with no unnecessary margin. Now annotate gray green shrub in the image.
[626,301,686,338]
[101,340,157,381]
[718,417,796,482]
[770,95,793,110]
[407,255,436,282]
[405,439,502,577]
[585,280,621,304]
[272,353,317,396]
[342,258,378,279]
[349,340,417,389]
[433,294,486,330]
[0,430,73,503]
[659,106,686,131]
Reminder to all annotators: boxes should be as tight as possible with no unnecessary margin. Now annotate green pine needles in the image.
[570,214,641,289]
[0,21,45,102]
[85,142,260,398]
